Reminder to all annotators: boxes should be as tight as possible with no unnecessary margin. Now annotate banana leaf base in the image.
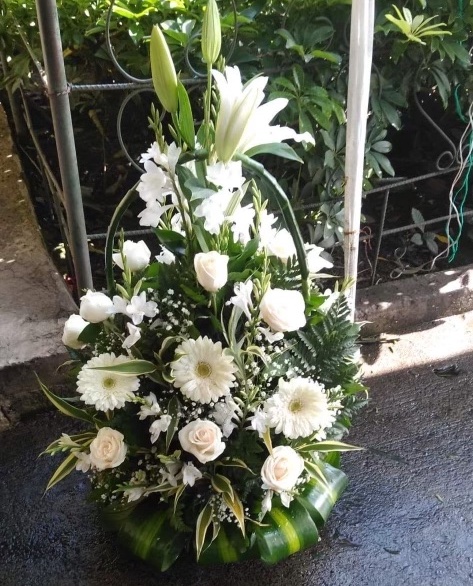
[100,462,348,571]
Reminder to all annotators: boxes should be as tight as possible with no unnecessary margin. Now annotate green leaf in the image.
[177,81,195,149]
[155,228,186,256]
[38,379,95,425]
[255,499,319,564]
[222,489,246,536]
[166,396,180,452]
[275,28,297,49]
[195,501,214,560]
[77,322,102,344]
[310,50,341,64]
[411,207,425,231]
[371,140,392,154]
[297,440,362,453]
[380,100,401,129]
[45,452,78,491]
[91,360,156,376]
[210,474,234,499]
[245,143,303,163]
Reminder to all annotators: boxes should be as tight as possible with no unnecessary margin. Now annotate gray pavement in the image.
[1,313,472,586]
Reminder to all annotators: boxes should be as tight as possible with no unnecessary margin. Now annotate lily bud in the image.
[202,0,221,65]
[150,25,178,113]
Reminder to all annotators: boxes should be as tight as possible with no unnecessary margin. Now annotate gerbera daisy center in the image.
[289,399,303,413]
[102,376,117,390]
[196,361,212,378]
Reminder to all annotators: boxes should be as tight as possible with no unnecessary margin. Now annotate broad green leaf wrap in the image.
[255,499,319,564]
[105,460,347,568]
[297,462,348,526]
[116,503,187,572]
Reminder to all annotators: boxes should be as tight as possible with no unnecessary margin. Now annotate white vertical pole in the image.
[344,0,375,320]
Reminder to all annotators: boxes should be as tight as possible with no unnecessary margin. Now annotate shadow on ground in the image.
[1,347,472,586]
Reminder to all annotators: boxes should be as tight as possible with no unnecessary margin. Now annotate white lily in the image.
[212,67,267,162]
[212,66,314,163]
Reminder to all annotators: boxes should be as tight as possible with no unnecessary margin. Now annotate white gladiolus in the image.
[125,292,158,325]
[112,240,151,272]
[194,251,229,292]
[62,314,89,349]
[149,415,172,444]
[182,462,203,487]
[305,244,333,274]
[79,290,115,323]
[122,323,141,349]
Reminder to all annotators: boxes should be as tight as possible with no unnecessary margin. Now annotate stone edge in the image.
[355,264,473,335]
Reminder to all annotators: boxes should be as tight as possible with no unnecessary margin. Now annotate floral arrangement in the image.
[42,0,366,571]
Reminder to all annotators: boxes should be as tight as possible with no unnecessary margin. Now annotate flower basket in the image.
[41,0,366,571]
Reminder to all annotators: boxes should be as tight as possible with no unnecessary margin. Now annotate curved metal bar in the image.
[105,0,152,84]
[184,32,207,79]
[116,87,163,172]
[413,91,458,170]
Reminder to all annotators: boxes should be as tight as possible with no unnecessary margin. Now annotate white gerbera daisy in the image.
[264,377,337,439]
[171,336,237,404]
[77,353,140,412]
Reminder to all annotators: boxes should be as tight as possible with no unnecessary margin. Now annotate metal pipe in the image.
[343,0,375,320]
[35,0,93,294]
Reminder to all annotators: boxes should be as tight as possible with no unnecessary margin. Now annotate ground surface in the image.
[1,314,473,586]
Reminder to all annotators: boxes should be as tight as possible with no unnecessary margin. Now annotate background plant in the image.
[0,0,471,271]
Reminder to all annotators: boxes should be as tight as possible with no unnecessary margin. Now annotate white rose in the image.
[89,427,127,471]
[62,314,89,349]
[266,229,296,263]
[259,288,306,332]
[178,419,225,464]
[194,251,229,292]
[261,445,304,493]
[112,240,151,272]
[79,290,115,323]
